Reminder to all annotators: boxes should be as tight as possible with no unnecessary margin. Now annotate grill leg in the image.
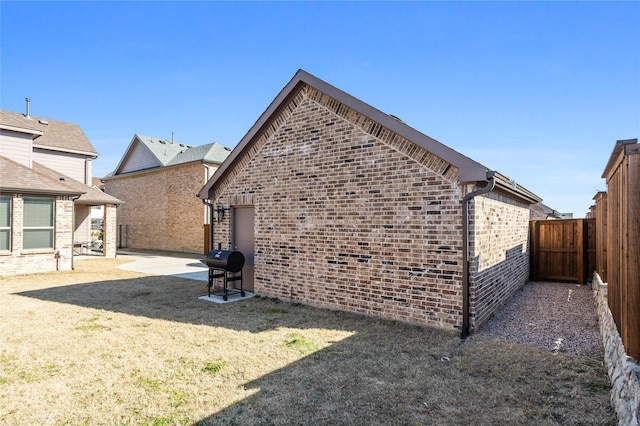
[223,273,228,301]
[208,268,213,297]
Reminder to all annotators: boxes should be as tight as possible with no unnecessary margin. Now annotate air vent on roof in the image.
[39,119,49,125]
[24,98,32,119]
[389,114,405,123]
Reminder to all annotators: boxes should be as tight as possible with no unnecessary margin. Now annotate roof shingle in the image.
[0,110,97,155]
[0,156,122,205]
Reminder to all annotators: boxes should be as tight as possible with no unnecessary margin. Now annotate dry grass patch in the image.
[0,257,615,425]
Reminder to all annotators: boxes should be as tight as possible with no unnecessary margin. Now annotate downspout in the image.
[461,170,496,339]
[202,199,214,253]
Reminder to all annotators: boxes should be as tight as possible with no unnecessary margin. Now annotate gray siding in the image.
[120,142,160,174]
[33,149,88,184]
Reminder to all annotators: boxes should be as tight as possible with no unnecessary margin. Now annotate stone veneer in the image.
[210,84,535,331]
[593,272,640,425]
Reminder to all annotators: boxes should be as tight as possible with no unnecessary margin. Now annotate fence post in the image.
[622,149,639,359]
[593,192,607,282]
[602,139,640,360]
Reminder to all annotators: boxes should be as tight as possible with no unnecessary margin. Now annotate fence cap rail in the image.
[602,138,639,180]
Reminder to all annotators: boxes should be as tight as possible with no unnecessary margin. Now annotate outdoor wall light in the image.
[215,204,230,222]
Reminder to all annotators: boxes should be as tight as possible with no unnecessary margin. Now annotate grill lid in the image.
[202,250,245,273]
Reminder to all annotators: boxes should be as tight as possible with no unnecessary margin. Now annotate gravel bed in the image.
[477,281,603,356]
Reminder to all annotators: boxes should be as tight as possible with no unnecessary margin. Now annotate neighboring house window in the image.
[23,197,54,250]
[0,196,10,251]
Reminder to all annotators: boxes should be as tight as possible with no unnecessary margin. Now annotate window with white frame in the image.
[23,197,54,250]
[0,195,10,251]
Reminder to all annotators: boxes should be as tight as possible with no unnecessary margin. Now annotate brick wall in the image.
[213,85,466,329]
[469,191,532,329]
[105,163,211,254]
[210,84,536,331]
[0,195,73,276]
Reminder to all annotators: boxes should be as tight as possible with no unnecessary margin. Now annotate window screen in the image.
[23,197,54,249]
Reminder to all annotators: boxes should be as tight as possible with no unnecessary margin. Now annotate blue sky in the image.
[2,1,638,217]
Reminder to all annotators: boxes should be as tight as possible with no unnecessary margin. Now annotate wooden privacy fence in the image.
[596,139,640,360]
[529,219,595,285]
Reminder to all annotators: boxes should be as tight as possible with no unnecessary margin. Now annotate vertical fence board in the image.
[594,192,607,282]
[586,218,596,282]
[607,166,622,334]
[530,219,590,284]
[622,153,640,358]
[602,140,639,360]
[577,220,584,285]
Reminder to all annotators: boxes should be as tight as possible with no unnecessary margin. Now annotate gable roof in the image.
[110,134,230,176]
[0,156,122,205]
[0,111,44,138]
[537,202,561,218]
[0,110,97,156]
[198,69,541,204]
[92,177,105,191]
[137,134,193,166]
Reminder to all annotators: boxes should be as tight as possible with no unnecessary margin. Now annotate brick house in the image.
[104,134,230,254]
[198,70,542,334]
[0,108,121,276]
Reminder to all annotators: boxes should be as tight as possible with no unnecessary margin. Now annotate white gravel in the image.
[477,281,603,356]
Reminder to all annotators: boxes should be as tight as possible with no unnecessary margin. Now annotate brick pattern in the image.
[214,85,465,329]
[211,83,534,330]
[105,163,211,254]
[0,195,74,275]
[103,204,117,258]
[469,192,531,329]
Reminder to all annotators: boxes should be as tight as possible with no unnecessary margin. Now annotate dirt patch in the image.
[0,258,615,425]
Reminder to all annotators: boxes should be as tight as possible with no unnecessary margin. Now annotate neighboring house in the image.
[90,177,107,240]
[198,70,543,334]
[535,202,562,219]
[0,109,121,276]
[104,134,231,254]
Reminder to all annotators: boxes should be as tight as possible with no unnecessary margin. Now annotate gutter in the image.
[461,170,496,339]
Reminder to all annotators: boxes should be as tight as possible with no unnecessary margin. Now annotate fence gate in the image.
[530,219,595,284]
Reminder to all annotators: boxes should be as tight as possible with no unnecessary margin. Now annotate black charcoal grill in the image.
[201,249,245,301]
